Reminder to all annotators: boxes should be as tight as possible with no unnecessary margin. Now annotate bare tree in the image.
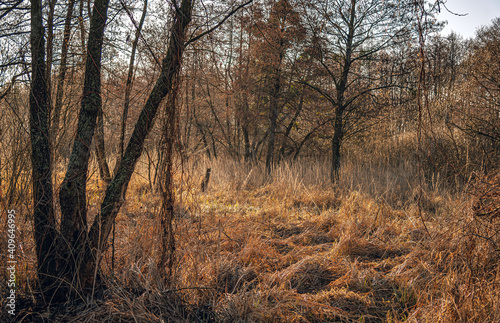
[29,0,253,302]
[303,0,415,183]
[454,19,500,171]
[29,0,193,300]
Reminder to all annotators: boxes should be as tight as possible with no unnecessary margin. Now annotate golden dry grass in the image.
[2,154,500,322]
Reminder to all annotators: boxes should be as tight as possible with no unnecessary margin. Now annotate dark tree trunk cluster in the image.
[29,0,193,301]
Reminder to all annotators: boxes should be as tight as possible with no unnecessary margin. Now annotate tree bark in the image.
[157,79,180,281]
[95,106,111,183]
[242,124,252,162]
[29,0,58,298]
[331,107,343,183]
[265,99,278,174]
[85,0,193,276]
[330,0,356,184]
[265,67,281,174]
[58,0,110,291]
[46,0,56,113]
[52,0,76,158]
[78,0,87,52]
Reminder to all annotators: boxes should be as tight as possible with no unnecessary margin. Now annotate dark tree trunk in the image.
[242,124,251,162]
[28,0,217,302]
[45,0,56,112]
[85,0,193,276]
[265,32,285,174]
[211,131,218,159]
[158,80,180,281]
[266,104,278,173]
[331,108,343,183]
[265,71,281,174]
[330,0,355,184]
[52,0,76,158]
[193,79,212,159]
[58,0,110,292]
[200,168,211,192]
[95,106,111,183]
[29,0,58,297]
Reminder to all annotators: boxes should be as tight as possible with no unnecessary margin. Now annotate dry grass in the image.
[2,151,500,322]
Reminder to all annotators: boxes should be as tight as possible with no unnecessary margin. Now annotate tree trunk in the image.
[51,0,76,160]
[78,0,87,52]
[265,71,281,174]
[330,0,355,184]
[95,106,111,183]
[58,0,110,293]
[46,0,56,113]
[85,0,193,278]
[266,103,278,174]
[118,0,148,163]
[157,80,180,281]
[192,78,212,159]
[29,0,58,298]
[331,107,343,183]
[242,124,251,162]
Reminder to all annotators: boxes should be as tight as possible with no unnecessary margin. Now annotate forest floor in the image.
[4,160,500,322]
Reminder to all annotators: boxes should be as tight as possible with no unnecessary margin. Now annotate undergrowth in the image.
[1,153,500,322]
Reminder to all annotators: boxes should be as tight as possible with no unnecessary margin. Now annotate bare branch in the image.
[185,0,252,46]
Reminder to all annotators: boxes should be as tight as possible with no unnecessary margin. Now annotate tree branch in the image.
[185,0,252,46]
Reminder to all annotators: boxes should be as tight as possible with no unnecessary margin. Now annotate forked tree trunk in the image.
[29,0,112,299]
[85,0,193,281]
[29,0,210,302]
[57,0,111,293]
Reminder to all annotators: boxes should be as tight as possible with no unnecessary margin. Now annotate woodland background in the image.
[1,0,500,322]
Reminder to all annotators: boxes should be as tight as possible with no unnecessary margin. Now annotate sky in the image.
[437,0,500,38]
